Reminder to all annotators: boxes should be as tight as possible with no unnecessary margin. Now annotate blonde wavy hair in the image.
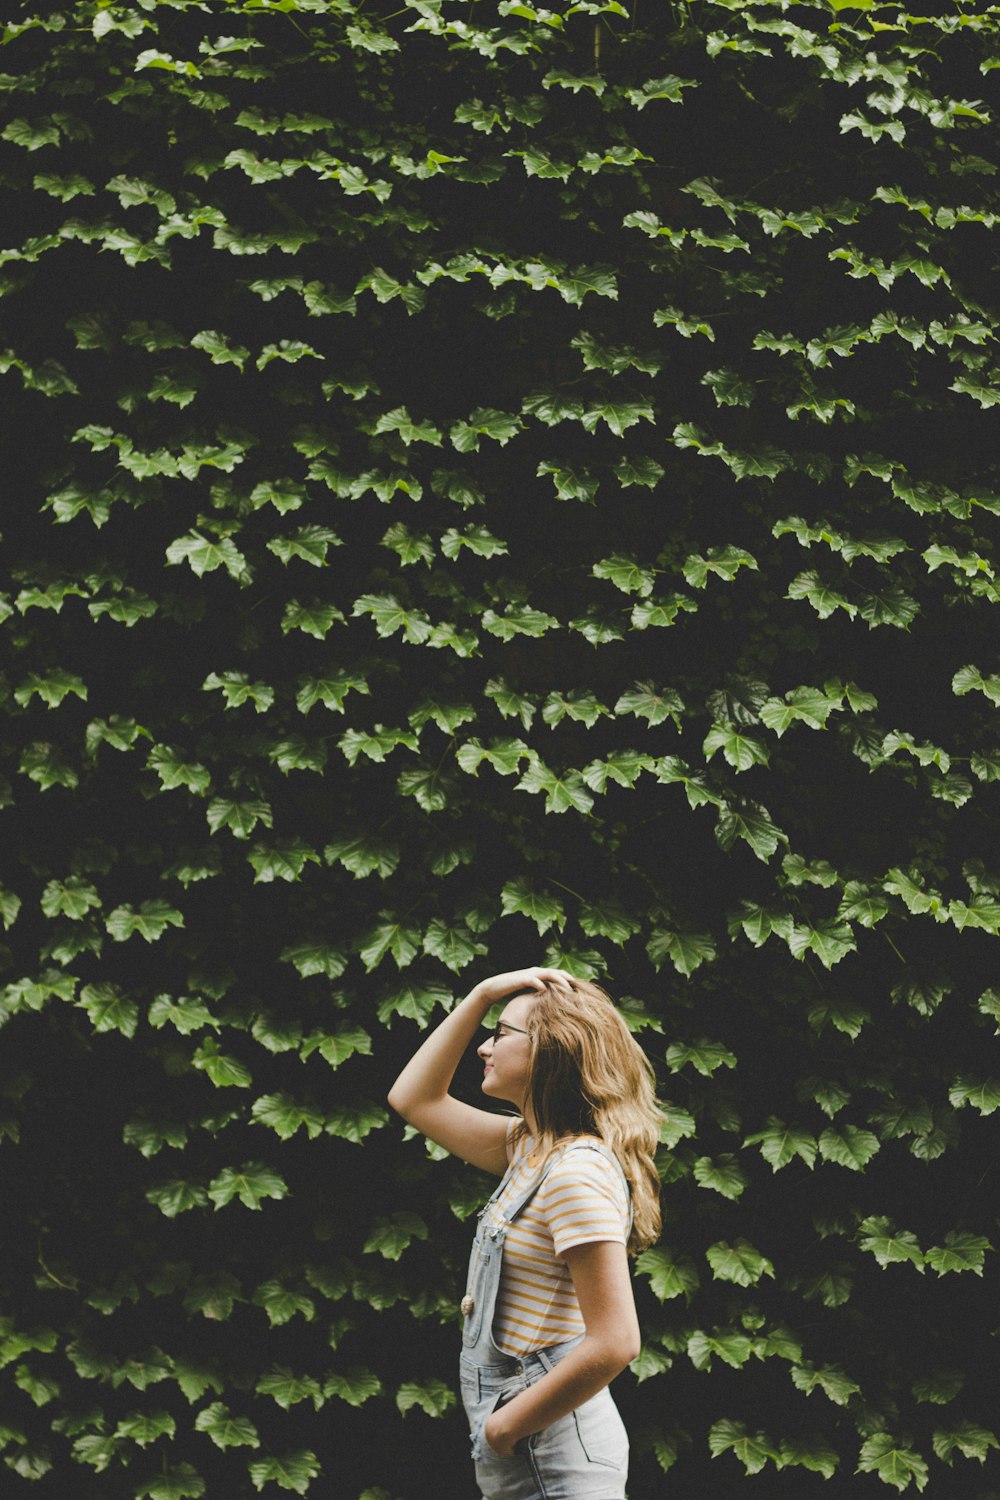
[512,976,663,1254]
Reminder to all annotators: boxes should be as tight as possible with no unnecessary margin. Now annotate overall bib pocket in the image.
[461,1231,497,1348]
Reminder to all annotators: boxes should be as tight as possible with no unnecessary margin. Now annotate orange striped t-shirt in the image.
[484,1126,630,1357]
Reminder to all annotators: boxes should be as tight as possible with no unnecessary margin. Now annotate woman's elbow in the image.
[605,1330,641,1371]
[386,1084,410,1119]
[618,1330,642,1367]
[589,1328,641,1375]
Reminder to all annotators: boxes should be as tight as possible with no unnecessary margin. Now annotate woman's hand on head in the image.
[471,967,573,1008]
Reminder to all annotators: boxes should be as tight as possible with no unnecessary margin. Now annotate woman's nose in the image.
[477,1037,492,1059]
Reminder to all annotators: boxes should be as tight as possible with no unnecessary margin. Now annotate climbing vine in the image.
[2,0,1000,1494]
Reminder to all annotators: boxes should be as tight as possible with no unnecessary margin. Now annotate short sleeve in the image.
[538,1146,629,1258]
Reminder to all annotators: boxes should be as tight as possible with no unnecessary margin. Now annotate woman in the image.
[387,966,663,1500]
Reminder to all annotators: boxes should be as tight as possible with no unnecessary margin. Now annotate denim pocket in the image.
[572,1390,629,1471]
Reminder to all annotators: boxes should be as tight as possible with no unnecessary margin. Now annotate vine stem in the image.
[881,930,906,963]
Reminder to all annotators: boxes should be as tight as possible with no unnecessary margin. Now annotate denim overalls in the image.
[459,1140,632,1500]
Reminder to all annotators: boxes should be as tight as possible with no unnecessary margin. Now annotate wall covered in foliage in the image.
[2,0,1000,1494]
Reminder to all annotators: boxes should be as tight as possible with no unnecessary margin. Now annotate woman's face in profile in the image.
[477,993,536,1109]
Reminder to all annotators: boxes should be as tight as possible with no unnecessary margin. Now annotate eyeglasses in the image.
[487,1021,529,1044]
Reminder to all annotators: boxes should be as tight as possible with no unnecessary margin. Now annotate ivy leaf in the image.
[515,758,594,815]
[482,604,560,640]
[484,678,535,729]
[593,554,656,597]
[106,901,184,943]
[324,835,400,881]
[666,1038,737,1076]
[40,877,99,921]
[252,1279,316,1326]
[325,1099,389,1141]
[684,545,757,587]
[787,919,856,969]
[630,1343,673,1383]
[267,526,342,568]
[359,919,421,971]
[78,983,138,1038]
[688,1332,754,1372]
[709,1418,779,1475]
[818,1126,880,1170]
[206,798,272,839]
[281,599,345,639]
[647,927,716,976]
[693,1154,748,1199]
[703,723,769,771]
[382,524,435,567]
[255,1368,324,1411]
[744,1118,817,1171]
[207,1162,288,1211]
[500,877,565,934]
[324,1368,382,1406]
[279,939,348,979]
[932,1421,1000,1465]
[296,671,369,714]
[133,1466,206,1500]
[146,1180,209,1218]
[948,1077,1000,1115]
[838,882,890,927]
[363,1213,429,1261]
[715,806,785,862]
[952,663,1000,705]
[372,406,442,446]
[706,1240,774,1286]
[577,900,641,944]
[396,1379,455,1417]
[146,996,217,1032]
[251,1094,326,1142]
[856,1434,929,1493]
[580,400,654,437]
[192,1039,252,1089]
[541,690,608,728]
[370,978,447,1030]
[630,594,696,629]
[248,1450,321,1495]
[193,1402,260,1450]
[791,1363,861,1406]
[422,919,485,972]
[615,681,684,726]
[19,742,78,790]
[396,766,449,811]
[450,407,521,450]
[202,672,274,711]
[248,840,320,883]
[778,1436,839,1478]
[353,593,432,644]
[148,745,211,796]
[857,1216,925,1270]
[635,1246,700,1302]
[165,532,251,584]
[924,1232,992,1276]
[14,668,88,709]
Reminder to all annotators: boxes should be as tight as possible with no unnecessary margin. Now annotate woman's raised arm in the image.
[386,967,556,1174]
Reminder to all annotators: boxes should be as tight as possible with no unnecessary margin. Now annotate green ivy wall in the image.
[2,0,1000,1495]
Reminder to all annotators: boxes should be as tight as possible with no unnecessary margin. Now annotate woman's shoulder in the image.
[555,1132,617,1161]
[547,1135,627,1185]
